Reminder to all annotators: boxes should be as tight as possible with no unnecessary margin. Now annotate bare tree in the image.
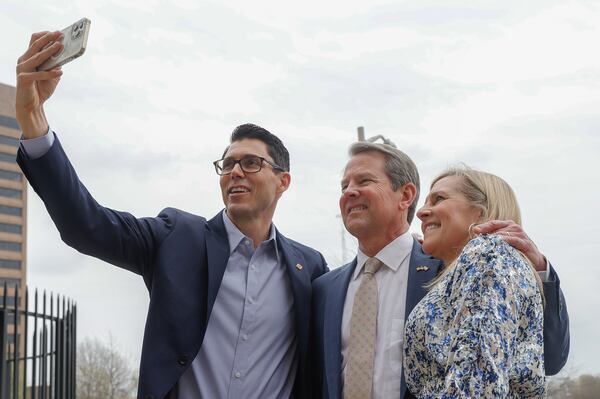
[548,373,600,398]
[77,335,137,399]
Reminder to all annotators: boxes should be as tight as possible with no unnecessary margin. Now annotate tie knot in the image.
[364,257,383,275]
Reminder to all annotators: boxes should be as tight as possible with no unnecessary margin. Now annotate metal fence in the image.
[0,283,76,399]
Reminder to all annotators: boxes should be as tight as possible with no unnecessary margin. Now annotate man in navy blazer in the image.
[311,142,569,399]
[16,31,327,399]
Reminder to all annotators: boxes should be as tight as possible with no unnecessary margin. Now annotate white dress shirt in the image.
[341,231,414,399]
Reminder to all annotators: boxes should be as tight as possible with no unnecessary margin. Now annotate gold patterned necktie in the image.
[345,257,383,399]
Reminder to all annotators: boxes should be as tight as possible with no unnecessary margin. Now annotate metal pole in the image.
[41,292,46,399]
[32,290,37,399]
[0,309,7,399]
[50,293,54,399]
[71,303,76,399]
[357,126,365,141]
[355,126,396,147]
[12,286,19,399]
[336,214,347,264]
[23,289,28,399]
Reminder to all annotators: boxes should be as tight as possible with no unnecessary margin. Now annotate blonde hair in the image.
[427,166,544,301]
[432,166,522,226]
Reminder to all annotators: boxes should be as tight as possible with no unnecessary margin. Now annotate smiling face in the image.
[219,138,290,225]
[339,151,413,253]
[417,175,483,265]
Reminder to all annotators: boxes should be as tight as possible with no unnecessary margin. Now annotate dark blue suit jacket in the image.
[311,241,570,399]
[17,136,328,399]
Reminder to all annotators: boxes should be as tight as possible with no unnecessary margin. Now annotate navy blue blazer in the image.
[311,241,570,399]
[17,136,328,399]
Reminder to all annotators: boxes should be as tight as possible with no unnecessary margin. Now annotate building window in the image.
[0,169,22,181]
[0,259,21,269]
[0,115,19,130]
[1,333,19,342]
[0,241,21,252]
[0,205,21,216]
[0,135,19,147]
[0,223,21,234]
[0,152,16,164]
[0,295,21,308]
[0,277,20,288]
[0,187,21,199]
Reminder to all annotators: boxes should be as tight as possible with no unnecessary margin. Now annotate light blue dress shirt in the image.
[176,211,297,399]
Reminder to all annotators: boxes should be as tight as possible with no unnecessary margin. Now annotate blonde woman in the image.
[404,167,546,398]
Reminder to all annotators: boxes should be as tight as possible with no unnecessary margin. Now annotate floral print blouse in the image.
[403,235,545,398]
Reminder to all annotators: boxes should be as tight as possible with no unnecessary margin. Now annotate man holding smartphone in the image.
[16,31,327,399]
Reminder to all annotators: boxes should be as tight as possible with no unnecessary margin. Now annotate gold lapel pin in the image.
[416,266,429,272]
[295,263,303,270]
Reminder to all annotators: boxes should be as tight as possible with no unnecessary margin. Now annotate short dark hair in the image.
[349,142,420,224]
[222,123,290,172]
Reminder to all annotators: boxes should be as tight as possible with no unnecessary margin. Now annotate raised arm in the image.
[14,32,174,282]
[16,31,64,138]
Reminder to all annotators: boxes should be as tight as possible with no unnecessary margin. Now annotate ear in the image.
[474,206,485,223]
[397,182,417,211]
[276,172,291,196]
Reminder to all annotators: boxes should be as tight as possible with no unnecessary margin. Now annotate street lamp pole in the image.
[356,126,396,147]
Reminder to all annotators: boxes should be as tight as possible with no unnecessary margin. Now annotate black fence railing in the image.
[0,283,76,399]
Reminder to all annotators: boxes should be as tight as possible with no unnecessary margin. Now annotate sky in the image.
[1,0,599,378]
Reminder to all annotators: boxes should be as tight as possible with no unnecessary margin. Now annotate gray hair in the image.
[349,142,420,223]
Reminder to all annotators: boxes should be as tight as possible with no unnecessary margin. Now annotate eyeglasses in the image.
[213,155,285,175]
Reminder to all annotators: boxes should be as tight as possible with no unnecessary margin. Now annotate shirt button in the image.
[250,264,256,270]
[177,355,188,366]
[234,371,241,378]
[242,334,248,341]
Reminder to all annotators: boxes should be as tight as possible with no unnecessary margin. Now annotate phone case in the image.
[38,18,91,71]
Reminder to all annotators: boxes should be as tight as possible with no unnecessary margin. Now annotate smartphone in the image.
[38,18,91,71]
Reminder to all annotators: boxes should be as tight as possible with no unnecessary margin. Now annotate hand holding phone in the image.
[37,18,91,71]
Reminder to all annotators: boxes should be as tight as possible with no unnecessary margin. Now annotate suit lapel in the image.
[205,211,230,321]
[276,231,312,361]
[405,241,442,320]
[401,241,442,399]
[324,260,356,399]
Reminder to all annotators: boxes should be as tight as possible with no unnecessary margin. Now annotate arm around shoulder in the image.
[542,263,570,375]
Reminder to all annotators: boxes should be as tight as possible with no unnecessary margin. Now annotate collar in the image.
[353,230,414,280]
[222,211,279,259]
